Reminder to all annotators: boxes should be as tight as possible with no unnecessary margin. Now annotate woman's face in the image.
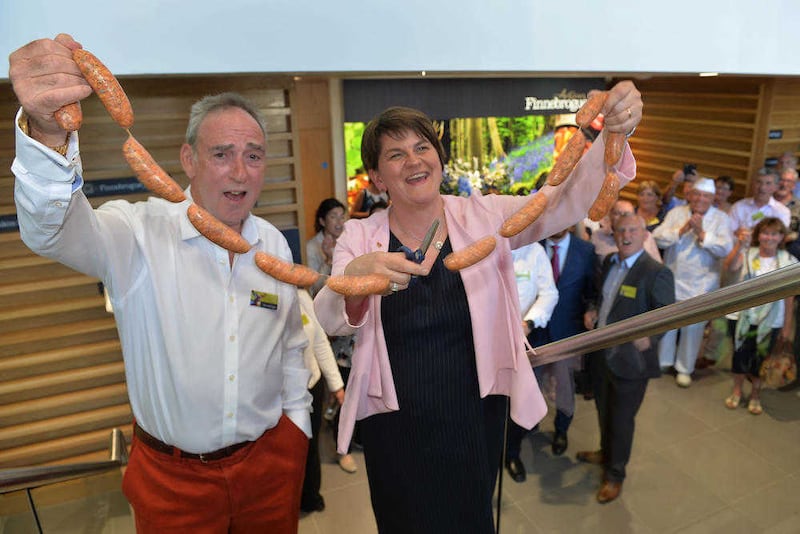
[368,130,442,209]
[637,187,658,210]
[714,181,732,204]
[758,227,784,256]
[320,207,346,238]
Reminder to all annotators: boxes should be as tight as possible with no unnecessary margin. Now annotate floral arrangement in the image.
[440,132,555,197]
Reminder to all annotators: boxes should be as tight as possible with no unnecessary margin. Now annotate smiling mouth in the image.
[224,191,246,201]
[406,172,428,184]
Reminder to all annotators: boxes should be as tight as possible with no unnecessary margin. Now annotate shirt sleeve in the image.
[12,107,134,282]
[522,244,558,327]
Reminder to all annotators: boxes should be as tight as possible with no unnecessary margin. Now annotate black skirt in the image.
[359,235,505,534]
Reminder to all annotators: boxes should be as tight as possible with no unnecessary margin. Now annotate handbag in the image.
[759,337,797,389]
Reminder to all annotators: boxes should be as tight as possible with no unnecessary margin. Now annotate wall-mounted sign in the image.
[768,130,783,139]
[343,78,605,121]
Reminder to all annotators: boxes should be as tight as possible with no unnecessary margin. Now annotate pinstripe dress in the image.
[359,235,506,534]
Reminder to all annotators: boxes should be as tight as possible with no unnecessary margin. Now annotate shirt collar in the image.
[611,248,645,269]
[547,232,571,251]
[180,186,259,246]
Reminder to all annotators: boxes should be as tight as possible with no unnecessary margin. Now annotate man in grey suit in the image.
[580,213,675,504]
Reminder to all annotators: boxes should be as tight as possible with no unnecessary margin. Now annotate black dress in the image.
[359,235,506,534]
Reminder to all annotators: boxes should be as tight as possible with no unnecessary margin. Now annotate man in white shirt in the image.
[10,34,311,532]
[652,178,733,387]
[729,168,791,236]
[504,242,559,482]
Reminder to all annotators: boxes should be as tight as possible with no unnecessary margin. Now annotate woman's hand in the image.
[343,251,428,295]
[600,80,642,136]
[333,388,345,406]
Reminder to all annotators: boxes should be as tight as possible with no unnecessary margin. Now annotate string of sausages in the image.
[61,48,620,297]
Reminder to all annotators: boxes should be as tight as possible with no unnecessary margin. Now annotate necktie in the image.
[551,244,560,283]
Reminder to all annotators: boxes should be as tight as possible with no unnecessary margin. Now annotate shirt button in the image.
[229,335,236,342]
[228,374,235,382]
[227,412,234,419]
[219,258,226,264]
[229,296,235,303]
[53,201,63,208]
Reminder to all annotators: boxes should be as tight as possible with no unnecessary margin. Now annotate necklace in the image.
[391,211,445,250]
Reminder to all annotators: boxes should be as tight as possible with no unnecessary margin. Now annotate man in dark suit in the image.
[533,227,598,456]
[580,213,675,504]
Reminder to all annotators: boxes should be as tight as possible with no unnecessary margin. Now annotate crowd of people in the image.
[8,32,798,533]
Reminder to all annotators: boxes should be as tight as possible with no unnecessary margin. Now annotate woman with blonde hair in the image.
[635,179,665,232]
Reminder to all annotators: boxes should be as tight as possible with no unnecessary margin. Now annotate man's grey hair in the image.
[185,92,268,149]
[612,212,646,232]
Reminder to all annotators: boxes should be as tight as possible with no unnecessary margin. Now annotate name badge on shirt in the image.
[301,313,310,325]
[751,212,765,223]
[515,271,532,281]
[250,290,278,310]
[619,285,637,299]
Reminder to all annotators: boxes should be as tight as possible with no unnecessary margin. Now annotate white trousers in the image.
[658,321,708,374]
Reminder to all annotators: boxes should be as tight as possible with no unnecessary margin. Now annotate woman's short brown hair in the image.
[360,107,446,171]
[752,217,787,248]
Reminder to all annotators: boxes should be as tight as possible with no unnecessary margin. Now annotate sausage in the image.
[546,130,586,186]
[499,192,548,238]
[443,235,497,271]
[326,274,392,296]
[254,251,322,288]
[123,134,186,203]
[54,103,82,131]
[186,203,252,254]
[587,171,620,222]
[576,91,608,129]
[604,131,626,167]
[73,49,134,129]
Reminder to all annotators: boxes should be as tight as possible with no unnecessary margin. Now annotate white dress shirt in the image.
[544,232,571,276]
[12,112,311,452]
[652,205,733,300]
[512,242,559,328]
[728,196,791,231]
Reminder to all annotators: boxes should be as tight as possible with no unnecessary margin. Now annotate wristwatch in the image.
[18,111,70,157]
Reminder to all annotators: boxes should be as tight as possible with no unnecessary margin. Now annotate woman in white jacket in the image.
[296,289,345,513]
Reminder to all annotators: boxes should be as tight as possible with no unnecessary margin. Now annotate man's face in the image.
[614,218,646,260]
[180,107,267,233]
[778,171,797,198]
[688,189,714,215]
[753,174,779,203]
[714,180,732,205]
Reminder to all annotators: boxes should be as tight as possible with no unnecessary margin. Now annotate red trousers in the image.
[122,415,308,533]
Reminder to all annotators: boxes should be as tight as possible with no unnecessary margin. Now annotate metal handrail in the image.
[0,428,128,494]
[529,261,800,366]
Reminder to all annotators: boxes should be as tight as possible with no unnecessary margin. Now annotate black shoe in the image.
[505,457,527,483]
[300,494,325,513]
[552,431,568,456]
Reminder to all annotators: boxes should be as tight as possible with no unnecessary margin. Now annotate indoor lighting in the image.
[699,72,719,77]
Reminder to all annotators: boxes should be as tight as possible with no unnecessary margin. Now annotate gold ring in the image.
[390,282,399,292]
[627,108,632,118]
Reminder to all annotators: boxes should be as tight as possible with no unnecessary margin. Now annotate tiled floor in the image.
[300,365,800,533]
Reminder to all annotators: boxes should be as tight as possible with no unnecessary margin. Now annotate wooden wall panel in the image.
[293,79,335,255]
[0,73,304,467]
[625,76,767,203]
[761,78,800,168]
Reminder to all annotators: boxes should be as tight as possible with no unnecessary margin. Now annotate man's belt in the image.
[133,423,252,463]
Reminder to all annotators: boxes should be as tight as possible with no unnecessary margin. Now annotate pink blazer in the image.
[314,137,636,453]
